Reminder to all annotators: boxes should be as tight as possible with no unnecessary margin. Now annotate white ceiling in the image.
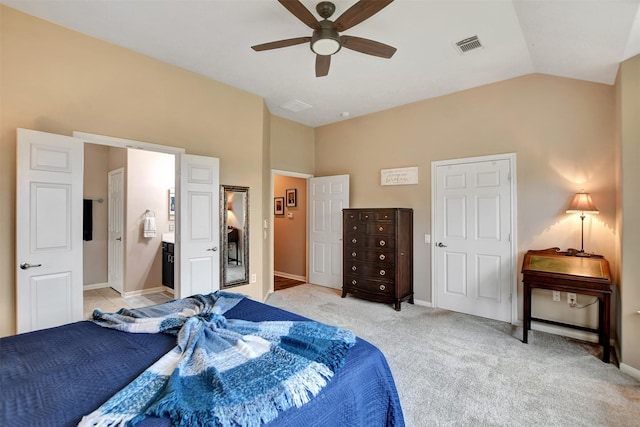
[4,0,640,127]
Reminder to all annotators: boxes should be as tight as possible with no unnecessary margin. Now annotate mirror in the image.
[220,185,249,288]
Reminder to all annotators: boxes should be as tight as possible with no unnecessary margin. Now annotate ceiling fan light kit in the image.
[252,0,396,77]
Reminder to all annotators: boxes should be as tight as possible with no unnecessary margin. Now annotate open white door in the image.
[16,128,84,333]
[433,155,515,323]
[107,168,124,294]
[308,175,350,289]
[176,154,220,298]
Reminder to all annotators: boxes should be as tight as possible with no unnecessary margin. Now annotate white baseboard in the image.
[274,271,307,282]
[83,282,109,290]
[531,321,600,343]
[121,286,168,298]
[620,363,640,381]
[413,298,432,308]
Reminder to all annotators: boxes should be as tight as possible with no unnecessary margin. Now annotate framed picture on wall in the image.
[286,188,297,207]
[274,197,284,215]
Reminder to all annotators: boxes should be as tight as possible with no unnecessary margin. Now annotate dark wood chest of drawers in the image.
[342,208,413,311]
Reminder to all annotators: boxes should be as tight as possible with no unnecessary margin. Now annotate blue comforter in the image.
[0,297,404,427]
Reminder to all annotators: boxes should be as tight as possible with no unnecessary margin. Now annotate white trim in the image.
[72,131,185,154]
[121,286,168,299]
[620,363,640,381]
[83,282,109,291]
[430,152,518,323]
[413,298,433,308]
[274,271,307,282]
[531,321,599,343]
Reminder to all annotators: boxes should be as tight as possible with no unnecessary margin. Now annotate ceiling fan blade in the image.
[316,54,331,77]
[341,35,396,58]
[251,37,311,51]
[333,0,394,32]
[278,0,321,30]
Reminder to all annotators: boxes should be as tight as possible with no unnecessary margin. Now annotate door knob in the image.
[116,237,122,241]
[437,242,447,247]
[20,262,42,270]
[207,247,218,252]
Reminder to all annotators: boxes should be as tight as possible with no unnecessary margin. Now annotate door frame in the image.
[72,132,185,295]
[270,170,313,294]
[430,152,518,323]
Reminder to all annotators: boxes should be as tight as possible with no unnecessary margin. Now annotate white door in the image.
[308,175,350,289]
[176,154,220,298]
[16,128,84,333]
[433,155,514,323]
[107,168,124,294]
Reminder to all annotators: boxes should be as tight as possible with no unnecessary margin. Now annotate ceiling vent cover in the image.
[280,100,312,113]
[455,36,483,55]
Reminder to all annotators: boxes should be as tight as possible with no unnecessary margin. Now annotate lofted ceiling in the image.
[3,0,640,127]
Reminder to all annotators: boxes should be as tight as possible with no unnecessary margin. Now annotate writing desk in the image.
[522,248,612,363]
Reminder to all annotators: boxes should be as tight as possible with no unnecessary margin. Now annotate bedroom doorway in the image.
[273,172,311,290]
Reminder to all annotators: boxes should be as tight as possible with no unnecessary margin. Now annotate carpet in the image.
[265,284,640,427]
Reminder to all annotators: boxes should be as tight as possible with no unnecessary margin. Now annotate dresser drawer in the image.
[344,275,394,295]
[344,210,396,222]
[346,247,395,264]
[345,235,395,249]
[345,261,395,279]
[345,221,395,236]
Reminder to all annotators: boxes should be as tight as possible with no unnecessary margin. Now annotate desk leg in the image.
[523,282,530,344]
[601,294,611,363]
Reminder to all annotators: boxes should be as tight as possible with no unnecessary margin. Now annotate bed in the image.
[1,296,404,426]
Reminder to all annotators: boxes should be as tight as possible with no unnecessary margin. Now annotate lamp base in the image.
[575,251,592,257]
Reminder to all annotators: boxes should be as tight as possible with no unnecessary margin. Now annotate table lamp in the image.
[566,191,599,256]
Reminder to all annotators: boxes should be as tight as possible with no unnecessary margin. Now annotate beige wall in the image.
[315,74,617,331]
[617,55,640,371]
[274,176,307,279]
[271,116,315,175]
[0,6,268,336]
[83,144,110,285]
[125,149,175,293]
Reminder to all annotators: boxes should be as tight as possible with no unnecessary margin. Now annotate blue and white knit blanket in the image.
[79,291,355,427]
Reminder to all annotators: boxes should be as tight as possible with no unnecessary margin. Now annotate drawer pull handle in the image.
[379,270,386,276]
[352,238,357,244]
[379,254,386,261]
[353,225,358,230]
[352,266,357,271]
[378,226,384,232]
[364,215,369,219]
[352,252,357,257]
[379,284,386,291]
[379,240,386,246]
[352,279,357,285]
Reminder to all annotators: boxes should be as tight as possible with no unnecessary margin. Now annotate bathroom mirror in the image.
[220,185,249,288]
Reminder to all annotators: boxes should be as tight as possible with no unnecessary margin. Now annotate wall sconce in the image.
[566,190,599,256]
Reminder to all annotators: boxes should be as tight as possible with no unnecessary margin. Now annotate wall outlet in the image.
[251,274,257,283]
[552,291,561,302]
[568,293,577,307]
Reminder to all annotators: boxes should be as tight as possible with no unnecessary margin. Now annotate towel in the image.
[79,292,355,427]
[83,199,93,241]
[143,216,156,238]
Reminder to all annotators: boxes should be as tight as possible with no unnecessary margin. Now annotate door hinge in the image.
[508,233,511,242]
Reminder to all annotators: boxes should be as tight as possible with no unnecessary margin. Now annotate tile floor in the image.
[83,287,173,319]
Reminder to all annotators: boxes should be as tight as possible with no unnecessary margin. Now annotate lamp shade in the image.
[566,192,599,214]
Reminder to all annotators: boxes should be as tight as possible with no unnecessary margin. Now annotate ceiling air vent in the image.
[454,36,483,55]
[279,99,312,113]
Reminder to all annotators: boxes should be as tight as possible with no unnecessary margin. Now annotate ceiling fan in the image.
[251,0,397,77]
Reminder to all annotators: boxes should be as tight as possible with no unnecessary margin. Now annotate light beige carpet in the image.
[265,284,640,427]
